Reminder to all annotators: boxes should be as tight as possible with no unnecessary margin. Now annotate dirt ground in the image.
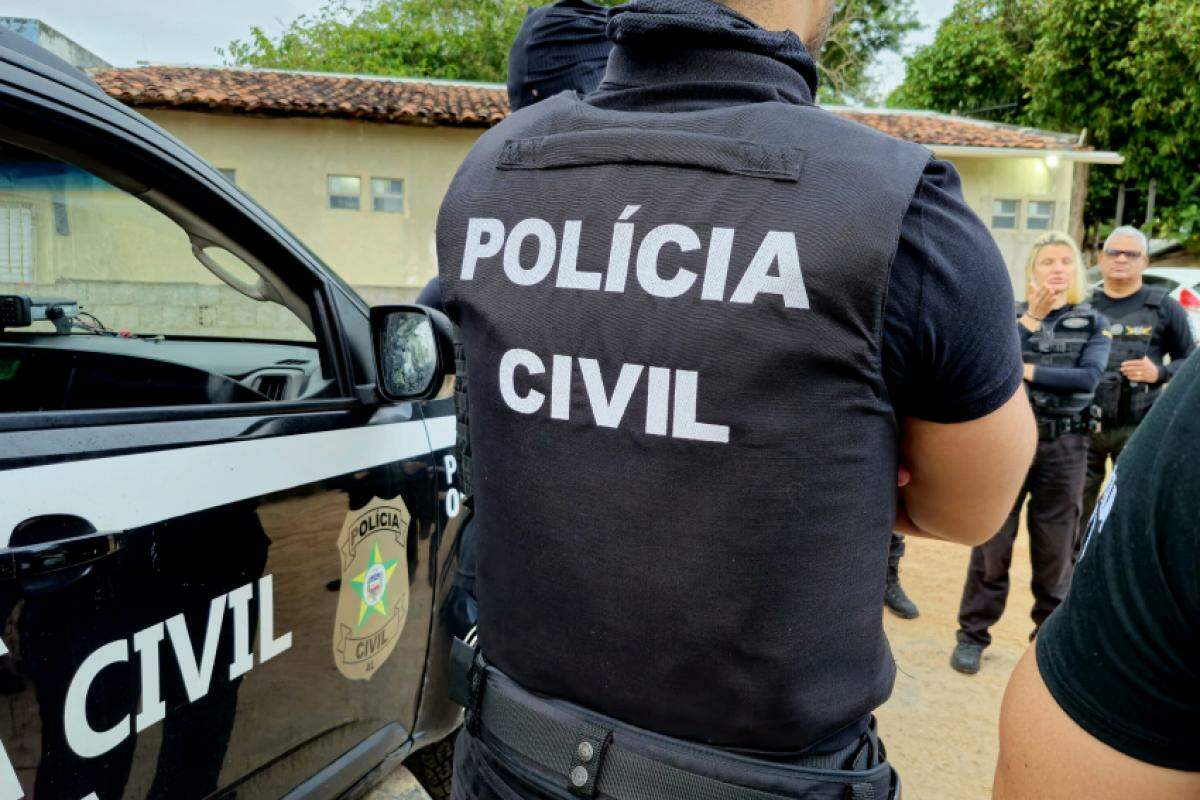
[876,532,1037,800]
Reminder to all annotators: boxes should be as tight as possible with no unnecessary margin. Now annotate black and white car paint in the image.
[0,30,464,800]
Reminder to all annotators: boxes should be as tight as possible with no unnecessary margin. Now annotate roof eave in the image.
[929,145,1124,165]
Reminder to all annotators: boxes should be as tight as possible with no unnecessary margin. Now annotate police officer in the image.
[952,232,1110,675]
[1082,225,1195,540]
[438,1,1036,797]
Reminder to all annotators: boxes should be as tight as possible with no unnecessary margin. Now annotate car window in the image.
[0,141,335,413]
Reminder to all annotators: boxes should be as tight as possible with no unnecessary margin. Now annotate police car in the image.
[0,30,466,800]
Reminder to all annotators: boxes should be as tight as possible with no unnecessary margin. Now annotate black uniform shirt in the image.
[506,0,612,111]
[1018,305,1111,394]
[1092,287,1195,381]
[1037,352,1200,771]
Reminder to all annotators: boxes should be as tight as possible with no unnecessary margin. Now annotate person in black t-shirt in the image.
[994,348,1200,798]
[506,0,612,111]
[951,233,1110,675]
[1082,226,1194,548]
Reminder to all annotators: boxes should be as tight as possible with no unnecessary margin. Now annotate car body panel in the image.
[0,31,462,800]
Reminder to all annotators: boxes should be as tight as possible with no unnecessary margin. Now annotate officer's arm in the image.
[994,648,1200,799]
[1160,299,1196,381]
[897,387,1035,545]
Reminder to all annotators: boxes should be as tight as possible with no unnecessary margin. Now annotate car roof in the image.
[1145,267,1200,286]
[0,26,110,101]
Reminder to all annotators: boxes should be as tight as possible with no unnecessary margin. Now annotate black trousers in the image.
[1079,424,1136,549]
[886,533,904,584]
[957,433,1088,647]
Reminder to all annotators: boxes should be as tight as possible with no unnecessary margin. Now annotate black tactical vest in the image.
[1020,302,1102,420]
[438,78,930,751]
[1094,288,1167,424]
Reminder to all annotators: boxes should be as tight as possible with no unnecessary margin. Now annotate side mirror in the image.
[370,305,456,402]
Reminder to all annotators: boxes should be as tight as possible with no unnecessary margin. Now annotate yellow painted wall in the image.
[945,156,1079,296]
[144,110,483,304]
[145,111,1078,303]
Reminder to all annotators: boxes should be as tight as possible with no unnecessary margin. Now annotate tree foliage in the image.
[888,0,1041,123]
[819,0,919,103]
[226,0,916,101]
[892,0,1200,246]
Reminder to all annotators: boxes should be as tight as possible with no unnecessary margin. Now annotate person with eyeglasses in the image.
[951,232,1111,675]
[1082,225,1194,551]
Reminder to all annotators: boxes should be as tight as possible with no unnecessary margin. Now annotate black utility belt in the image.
[449,641,897,800]
[1036,416,1088,441]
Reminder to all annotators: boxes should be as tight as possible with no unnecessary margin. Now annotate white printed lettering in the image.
[461,218,504,280]
[503,218,556,286]
[551,354,573,420]
[730,231,809,309]
[226,583,255,680]
[605,205,641,293]
[258,575,292,663]
[499,349,546,414]
[645,367,671,436]
[672,370,730,443]
[555,221,600,290]
[636,224,700,298]
[578,358,644,428]
[167,593,226,704]
[65,640,130,758]
[133,623,166,732]
[701,228,735,301]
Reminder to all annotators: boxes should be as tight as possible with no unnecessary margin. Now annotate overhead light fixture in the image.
[1045,154,1061,169]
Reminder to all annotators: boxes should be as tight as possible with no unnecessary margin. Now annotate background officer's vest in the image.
[1094,287,1167,424]
[1019,301,1101,421]
[437,92,931,751]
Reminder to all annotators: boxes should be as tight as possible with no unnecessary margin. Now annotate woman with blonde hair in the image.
[951,231,1112,675]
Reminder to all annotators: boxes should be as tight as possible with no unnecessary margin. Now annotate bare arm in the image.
[994,648,1200,800]
[897,386,1035,545]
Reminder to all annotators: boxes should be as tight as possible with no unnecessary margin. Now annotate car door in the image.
[0,45,445,800]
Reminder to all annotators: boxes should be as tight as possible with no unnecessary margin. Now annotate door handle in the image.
[3,515,120,585]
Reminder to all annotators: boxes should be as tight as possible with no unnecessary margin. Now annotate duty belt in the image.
[1037,416,1086,441]
[450,642,897,800]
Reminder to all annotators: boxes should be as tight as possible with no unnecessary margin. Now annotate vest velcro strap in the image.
[499,129,804,182]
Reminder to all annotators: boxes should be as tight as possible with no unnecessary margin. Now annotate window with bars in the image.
[991,199,1020,230]
[371,178,405,213]
[1027,200,1055,230]
[0,202,34,283]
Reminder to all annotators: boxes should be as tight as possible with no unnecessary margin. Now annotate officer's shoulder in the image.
[792,104,932,156]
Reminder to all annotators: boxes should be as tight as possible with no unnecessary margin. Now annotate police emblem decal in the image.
[333,498,410,680]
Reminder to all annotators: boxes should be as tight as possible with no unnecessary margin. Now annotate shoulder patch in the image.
[1062,317,1090,329]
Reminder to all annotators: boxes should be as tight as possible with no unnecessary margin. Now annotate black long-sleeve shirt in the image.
[1019,304,1112,394]
[1092,287,1195,382]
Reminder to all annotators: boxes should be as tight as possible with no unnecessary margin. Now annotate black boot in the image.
[884,575,919,619]
[950,641,984,675]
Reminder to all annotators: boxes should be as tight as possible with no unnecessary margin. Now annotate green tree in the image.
[223,0,560,82]
[820,0,919,103]
[226,0,916,101]
[888,0,1043,123]
[1124,0,1200,243]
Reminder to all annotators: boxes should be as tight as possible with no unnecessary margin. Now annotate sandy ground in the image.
[876,532,1037,800]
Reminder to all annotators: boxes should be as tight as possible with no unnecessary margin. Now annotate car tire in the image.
[405,734,456,800]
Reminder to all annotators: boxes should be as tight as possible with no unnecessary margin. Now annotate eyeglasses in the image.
[1103,248,1144,260]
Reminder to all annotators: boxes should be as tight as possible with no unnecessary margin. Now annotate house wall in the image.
[944,155,1079,295]
[10,108,1083,317]
[144,110,483,305]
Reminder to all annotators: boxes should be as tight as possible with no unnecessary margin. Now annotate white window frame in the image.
[327,175,362,211]
[0,201,35,283]
[370,177,406,214]
[991,198,1021,231]
[1026,199,1056,231]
